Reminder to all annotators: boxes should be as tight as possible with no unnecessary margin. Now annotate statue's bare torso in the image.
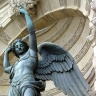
[13,50,37,81]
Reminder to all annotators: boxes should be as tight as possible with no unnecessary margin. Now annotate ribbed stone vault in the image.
[0,0,95,95]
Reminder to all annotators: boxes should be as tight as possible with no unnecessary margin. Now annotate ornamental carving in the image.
[74,40,91,63]
[81,54,93,76]
[87,0,96,41]
[46,17,72,42]
[64,17,86,50]
[10,0,39,14]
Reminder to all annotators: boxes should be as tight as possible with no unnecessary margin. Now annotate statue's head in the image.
[12,39,29,58]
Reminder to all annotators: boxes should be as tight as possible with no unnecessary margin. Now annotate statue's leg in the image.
[24,88,35,96]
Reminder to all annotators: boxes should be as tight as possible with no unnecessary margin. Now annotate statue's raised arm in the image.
[3,6,45,96]
[20,6,37,57]
[3,46,12,74]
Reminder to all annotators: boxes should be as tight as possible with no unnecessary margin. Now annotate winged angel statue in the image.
[3,6,91,96]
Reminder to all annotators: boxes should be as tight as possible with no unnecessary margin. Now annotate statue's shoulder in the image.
[29,48,38,58]
[18,49,37,61]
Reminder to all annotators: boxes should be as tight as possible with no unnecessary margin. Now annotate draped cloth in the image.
[8,73,45,96]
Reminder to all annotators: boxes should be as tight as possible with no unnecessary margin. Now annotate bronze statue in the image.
[3,6,91,96]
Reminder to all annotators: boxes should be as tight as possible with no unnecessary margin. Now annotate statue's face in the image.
[15,41,26,55]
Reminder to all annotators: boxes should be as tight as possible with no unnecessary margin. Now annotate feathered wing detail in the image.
[35,42,91,96]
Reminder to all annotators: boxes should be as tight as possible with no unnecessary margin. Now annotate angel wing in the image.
[35,42,91,96]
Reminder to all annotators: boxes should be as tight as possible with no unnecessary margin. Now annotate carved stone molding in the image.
[43,14,57,25]
[74,40,91,63]
[36,22,57,37]
[87,0,96,41]
[64,17,86,50]
[0,0,10,9]
[81,54,93,76]
[87,68,95,84]
[37,17,85,47]
[46,17,72,42]
[0,5,11,27]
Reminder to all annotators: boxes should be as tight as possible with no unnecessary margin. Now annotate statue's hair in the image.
[12,39,29,58]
